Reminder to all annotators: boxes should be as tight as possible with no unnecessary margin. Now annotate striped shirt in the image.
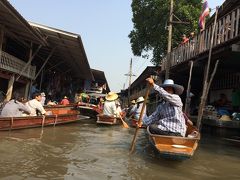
[143,84,186,136]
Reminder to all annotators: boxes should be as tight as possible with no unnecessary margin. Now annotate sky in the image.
[8,0,224,92]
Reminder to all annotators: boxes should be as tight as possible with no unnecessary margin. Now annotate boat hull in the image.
[147,123,200,160]
[0,109,84,131]
[96,114,120,125]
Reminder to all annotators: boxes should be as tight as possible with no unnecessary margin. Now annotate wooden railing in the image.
[162,6,240,70]
[0,50,36,79]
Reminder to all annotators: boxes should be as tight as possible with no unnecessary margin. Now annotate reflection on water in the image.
[0,118,239,179]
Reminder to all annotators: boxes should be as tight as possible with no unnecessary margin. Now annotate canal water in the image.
[0,118,239,180]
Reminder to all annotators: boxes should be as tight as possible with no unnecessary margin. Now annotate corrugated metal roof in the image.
[0,0,47,45]
[30,22,94,80]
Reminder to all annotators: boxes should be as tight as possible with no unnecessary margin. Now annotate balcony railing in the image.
[0,50,36,79]
[162,6,240,70]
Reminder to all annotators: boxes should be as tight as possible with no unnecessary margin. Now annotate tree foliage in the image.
[129,0,202,65]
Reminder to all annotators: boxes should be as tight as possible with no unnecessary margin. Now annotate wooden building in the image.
[0,0,95,103]
[89,69,110,93]
[0,0,47,101]
[121,66,161,111]
[160,0,240,117]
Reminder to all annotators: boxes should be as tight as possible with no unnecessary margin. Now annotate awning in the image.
[29,22,94,80]
[0,0,47,45]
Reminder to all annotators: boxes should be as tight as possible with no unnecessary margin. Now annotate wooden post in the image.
[197,7,219,130]
[16,44,42,81]
[5,75,15,101]
[33,48,56,80]
[24,82,30,99]
[184,61,194,115]
[165,0,174,79]
[0,26,4,59]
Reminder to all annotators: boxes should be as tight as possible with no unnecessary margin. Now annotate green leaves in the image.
[129,0,201,65]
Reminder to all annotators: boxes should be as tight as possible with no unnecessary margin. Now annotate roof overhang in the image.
[29,22,94,80]
[0,0,47,45]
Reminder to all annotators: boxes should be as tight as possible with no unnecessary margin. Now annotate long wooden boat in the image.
[77,102,102,118]
[0,109,88,131]
[96,114,121,125]
[147,122,200,160]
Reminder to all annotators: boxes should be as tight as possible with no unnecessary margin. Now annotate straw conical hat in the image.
[105,92,118,101]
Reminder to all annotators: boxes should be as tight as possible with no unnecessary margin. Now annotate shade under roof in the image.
[0,0,47,45]
[29,22,94,80]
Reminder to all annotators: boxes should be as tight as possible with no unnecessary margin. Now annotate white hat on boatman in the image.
[136,96,144,103]
[160,79,184,95]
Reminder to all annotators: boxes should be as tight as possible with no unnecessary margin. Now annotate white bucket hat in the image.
[161,79,184,95]
[136,96,144,103]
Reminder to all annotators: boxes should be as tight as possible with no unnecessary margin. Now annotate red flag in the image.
[199,0,210,30]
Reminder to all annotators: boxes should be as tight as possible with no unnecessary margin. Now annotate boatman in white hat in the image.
[103,92,118,117]
[130,96,146,120]
[143,78,186,137]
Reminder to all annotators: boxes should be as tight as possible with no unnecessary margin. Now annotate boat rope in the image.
[41,115,45,128]
[54,114,58,127]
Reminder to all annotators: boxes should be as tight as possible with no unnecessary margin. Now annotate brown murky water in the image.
[0,119,239,180]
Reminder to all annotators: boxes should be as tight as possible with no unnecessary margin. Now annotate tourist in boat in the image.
[103,92,118,117]
[115,100,125,118]
[126,100,136,117]
[142,78,186,137]
[130,97,146,120]
[0,92,31,117]
[27,92,46,116]
[60,96,70,105]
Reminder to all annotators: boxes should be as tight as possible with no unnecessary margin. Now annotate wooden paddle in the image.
[119,115,129,128]
[130,85,150,154]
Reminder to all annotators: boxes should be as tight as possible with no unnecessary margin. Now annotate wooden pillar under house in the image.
[25,43,33,99]
[5,75,15,101]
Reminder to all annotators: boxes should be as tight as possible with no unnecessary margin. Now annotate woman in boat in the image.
[130,96,146,120]
[60,96,70,105]
[103,92,118,117]
[27,92,46,116]
[142,78,186,137]
[0,92,31,117]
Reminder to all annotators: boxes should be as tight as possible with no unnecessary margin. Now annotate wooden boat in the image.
[96,114,121,125]
[77,102,102,118]
[223,136,240,146]
[130,118,146,128]
[44,103,77,112]
[0,109,88,131]
[147,122,200,160]
[191,115,240,137]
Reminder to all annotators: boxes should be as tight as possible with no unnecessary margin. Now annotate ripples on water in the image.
[0,119,239,180]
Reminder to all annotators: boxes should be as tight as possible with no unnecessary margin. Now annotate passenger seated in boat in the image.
[142,78,186,137]
[47,100,57,105]
[116,100,125,118]
[130,96,146,120]
[60,96,70,105]
[0,92,31,117]
[98,97,105,110]
[103,92,118,117]
[126,100,136,117]
[27,92,46,116]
